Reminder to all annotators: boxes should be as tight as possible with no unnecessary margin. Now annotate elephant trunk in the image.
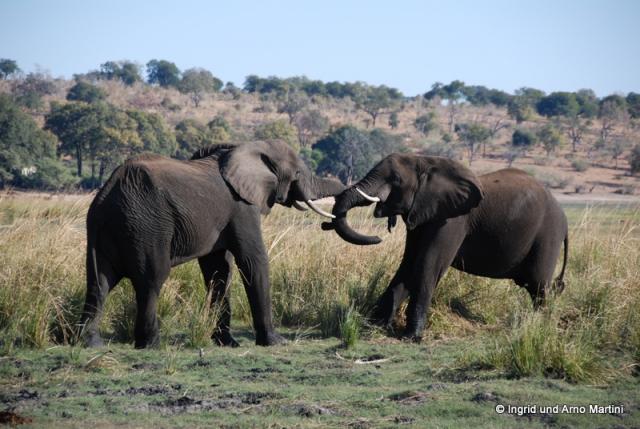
[326,181,383,246]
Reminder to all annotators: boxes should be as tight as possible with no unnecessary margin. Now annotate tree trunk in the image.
[76,145,83,177]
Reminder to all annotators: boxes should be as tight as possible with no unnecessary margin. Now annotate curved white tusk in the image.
[355,187,380,203]
[305,200,336,219]
[293,201,308,211]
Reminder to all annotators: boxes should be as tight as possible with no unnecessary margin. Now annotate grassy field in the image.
[1,194,639,428]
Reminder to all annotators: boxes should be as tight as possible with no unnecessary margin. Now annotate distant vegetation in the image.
[1,57,639,190]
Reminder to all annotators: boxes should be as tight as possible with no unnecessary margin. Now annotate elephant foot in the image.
[401,325,424,343]
[212,331,240,348]
[134,333,160,349]
[84,334,105,348]
[256,331,287,346]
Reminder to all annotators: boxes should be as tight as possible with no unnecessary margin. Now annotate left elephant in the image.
[80,140,344,348]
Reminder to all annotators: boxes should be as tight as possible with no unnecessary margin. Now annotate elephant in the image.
[80,140,344,348]
[323,153,568,341]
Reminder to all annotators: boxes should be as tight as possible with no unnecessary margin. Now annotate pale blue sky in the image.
[1,0,639,96]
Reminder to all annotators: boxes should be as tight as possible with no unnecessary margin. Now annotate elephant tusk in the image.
[305,200,336,219]
[293,201,308,211]
[355,187,380,203]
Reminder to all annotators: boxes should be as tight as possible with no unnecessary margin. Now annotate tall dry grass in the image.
[0,194,638,382]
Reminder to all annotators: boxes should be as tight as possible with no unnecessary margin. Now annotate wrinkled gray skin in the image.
[324,153,568,341]
[81,140,345,348]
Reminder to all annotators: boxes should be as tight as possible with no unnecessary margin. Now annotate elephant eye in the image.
[391,174,402,186]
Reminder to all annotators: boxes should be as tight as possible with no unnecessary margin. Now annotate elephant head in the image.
[218,140,345,216]
[325,153,484,244]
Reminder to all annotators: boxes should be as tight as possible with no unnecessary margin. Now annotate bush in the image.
[511,129,537,149]
[254,119,299,150]
[571,159,590,172]
[66,81,106,103]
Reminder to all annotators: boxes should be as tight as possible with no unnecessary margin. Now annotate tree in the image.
[126,110,176,156]
[46,102,142,185]
[574,89,598,118]
[607,139,629,169]
[146,59,181,87]
[626,92,640,119]
[12,72,56,110]
[178,68,223,107]
[254,119,299,150]
[511,129,537,151]
[536,124,565,156]
[277,90,309,124]
[207,115,232,143]
[507,98,533,123]
[294,109,329,148]
[455,123,491,164]
[314,125,404,184]
[413,112,437,135]
[424,80,465,132]
[0,59,20,79]
[629,144,640,175]
[536,92,579,117]
[565,113,588,152]
[66,81,106,103]
[0,94,68,189]
[174,119,212,160]
[354,85,402,127]
[598,97,628,146]
[99,61,142,85]
[388,111,399,129]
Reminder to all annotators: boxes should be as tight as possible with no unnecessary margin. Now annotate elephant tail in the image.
[553,234,568,293]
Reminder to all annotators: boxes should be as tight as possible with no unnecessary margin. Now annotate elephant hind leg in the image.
[131,263,170,349]
[81,252,121,347]
[515,238,564,308]
[198,250,238,347]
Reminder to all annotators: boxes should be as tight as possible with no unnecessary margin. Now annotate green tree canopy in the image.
[146,59,181,87]
[511,128,538,149]
[536,92,579,117]
[254,119,298,150]
[174,119,213,160]
[626,92,640,119]
[536,124,565,155]
[0,59,20,80]
[455,122,491,164]
[126,110,176,156]
[45,102,143,186]
[314,125,405,184]
[414,112,438,135]
[0,94,69,189]
[12,72,56,110]
[178,68,223,107]
[99,61,142,85]
[354,84,403,127]
[66,81,106,103]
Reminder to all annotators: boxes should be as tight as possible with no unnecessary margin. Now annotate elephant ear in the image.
[220,143,278,214]
[406,159,483,230]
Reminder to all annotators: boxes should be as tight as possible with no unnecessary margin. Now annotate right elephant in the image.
[323,153,568,341]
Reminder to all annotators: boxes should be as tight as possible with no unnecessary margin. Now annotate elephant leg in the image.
[198,250,238,347]
[131,264,169,349]
[81,252,121,347]
[516,236,564,308]
[229,210,285,346]
[372,234,419,328]
[404,224,464,341]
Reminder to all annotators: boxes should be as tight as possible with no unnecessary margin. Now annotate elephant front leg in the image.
[198,250,238,347]
[230,213,286,346]
[372,233,418,331]
[404,281,436,342]
[372,271,409,329]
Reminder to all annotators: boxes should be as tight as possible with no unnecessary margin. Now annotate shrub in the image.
[571,159,590,172]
